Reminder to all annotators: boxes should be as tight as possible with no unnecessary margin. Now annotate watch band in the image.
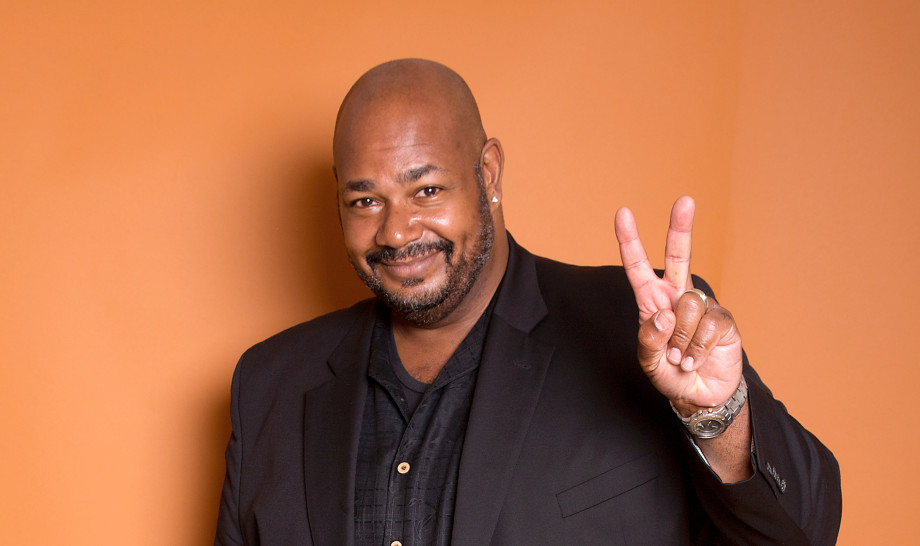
[671,377,748,439]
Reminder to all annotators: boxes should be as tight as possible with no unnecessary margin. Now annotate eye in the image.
[349,197,377,208]
[416,186,441,198]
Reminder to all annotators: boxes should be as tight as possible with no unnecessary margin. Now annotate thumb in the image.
[637,309,675,374]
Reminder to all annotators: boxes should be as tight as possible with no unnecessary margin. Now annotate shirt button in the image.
[391,541,403,546]
[397,462,410,474]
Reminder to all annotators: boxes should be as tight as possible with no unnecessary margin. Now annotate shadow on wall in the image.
[199,383,233,543]
[296,159,372,314]
[196,153,371,544]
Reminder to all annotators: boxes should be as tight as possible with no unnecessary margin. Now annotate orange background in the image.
[2,1,917,544]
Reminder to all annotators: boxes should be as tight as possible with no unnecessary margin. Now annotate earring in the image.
[491,196,499,203]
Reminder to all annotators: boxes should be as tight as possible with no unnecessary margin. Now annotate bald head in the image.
[333,59,486,167]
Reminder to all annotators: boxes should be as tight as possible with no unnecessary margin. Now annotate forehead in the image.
[334,98,468,178]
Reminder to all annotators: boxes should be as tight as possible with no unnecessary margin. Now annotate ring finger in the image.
[666,291,710,369]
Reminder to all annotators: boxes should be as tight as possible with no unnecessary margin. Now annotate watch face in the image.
[690,416,726,439]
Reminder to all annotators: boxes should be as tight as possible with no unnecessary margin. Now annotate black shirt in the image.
[354,304,492,546]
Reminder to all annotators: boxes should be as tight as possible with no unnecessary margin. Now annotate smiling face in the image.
[333,60,505,327]
[335,101,494,325]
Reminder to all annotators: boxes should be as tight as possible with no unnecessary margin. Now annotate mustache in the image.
[365,239,453,267]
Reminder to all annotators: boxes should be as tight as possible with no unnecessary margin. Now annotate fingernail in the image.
[653,313,666,331]
[680,356,694,371]
[667,347,681,365]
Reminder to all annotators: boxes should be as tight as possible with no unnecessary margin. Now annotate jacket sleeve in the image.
[215,358,245,546]
[687,278,842,544]
[686,361,842,545]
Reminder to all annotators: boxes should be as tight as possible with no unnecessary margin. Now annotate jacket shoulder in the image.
[531,255,636,314]
[236,299,375,387]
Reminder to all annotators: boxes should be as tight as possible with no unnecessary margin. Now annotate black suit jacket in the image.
[216,237,841,545]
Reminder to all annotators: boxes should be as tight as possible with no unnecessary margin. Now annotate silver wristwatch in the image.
[671,377,748,439]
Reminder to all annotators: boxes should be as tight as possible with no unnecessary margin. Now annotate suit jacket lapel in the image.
[453,238,554,544]
[302,304,375,546]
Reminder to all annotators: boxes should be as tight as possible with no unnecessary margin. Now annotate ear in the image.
[479,138,504,209]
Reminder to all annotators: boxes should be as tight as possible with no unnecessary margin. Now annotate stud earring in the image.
[491,196,499,203]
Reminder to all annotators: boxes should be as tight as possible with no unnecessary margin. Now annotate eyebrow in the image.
[399,164,443,185]
[343,179,373,193]
[343,164,444,193]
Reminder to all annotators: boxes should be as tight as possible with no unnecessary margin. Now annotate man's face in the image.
[335,104,494,326]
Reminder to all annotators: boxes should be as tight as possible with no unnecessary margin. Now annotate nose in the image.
[375,202,422,249]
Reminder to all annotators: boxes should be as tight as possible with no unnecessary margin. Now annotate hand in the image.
[614,196,743,414]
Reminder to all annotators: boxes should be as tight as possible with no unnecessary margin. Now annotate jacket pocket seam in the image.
[556,452,658,518]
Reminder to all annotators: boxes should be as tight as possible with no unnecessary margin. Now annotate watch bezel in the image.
[688,412,728,439]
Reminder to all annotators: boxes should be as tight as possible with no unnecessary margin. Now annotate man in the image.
[216,59,841,545]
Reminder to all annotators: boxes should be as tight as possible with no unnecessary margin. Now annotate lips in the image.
[365,239,454,282]
[377,249,442,280]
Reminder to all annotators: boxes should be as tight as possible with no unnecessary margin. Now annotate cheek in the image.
[340,215,377,256]
[425,211,455,231]
[426,202,482,241]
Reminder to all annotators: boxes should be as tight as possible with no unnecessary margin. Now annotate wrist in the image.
[670,383,739,417]
[670,377,748,439]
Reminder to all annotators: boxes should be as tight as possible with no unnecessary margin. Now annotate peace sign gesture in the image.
[614,196,744,416]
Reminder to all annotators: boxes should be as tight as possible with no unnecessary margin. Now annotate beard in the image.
[351,185,494,326]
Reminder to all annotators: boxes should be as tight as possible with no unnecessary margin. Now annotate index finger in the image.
[664,196,695,290]
[615,206,657,291]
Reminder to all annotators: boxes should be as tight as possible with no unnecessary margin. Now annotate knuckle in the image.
[669,328,693,347]
[686,320,719,355]
[676,294,706,316]
[703,309,734,334]
[699,313,721,332]
[637,326,657,347]
[686,336,710,355]
[669,320,699,348]
[637,320,664,347]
